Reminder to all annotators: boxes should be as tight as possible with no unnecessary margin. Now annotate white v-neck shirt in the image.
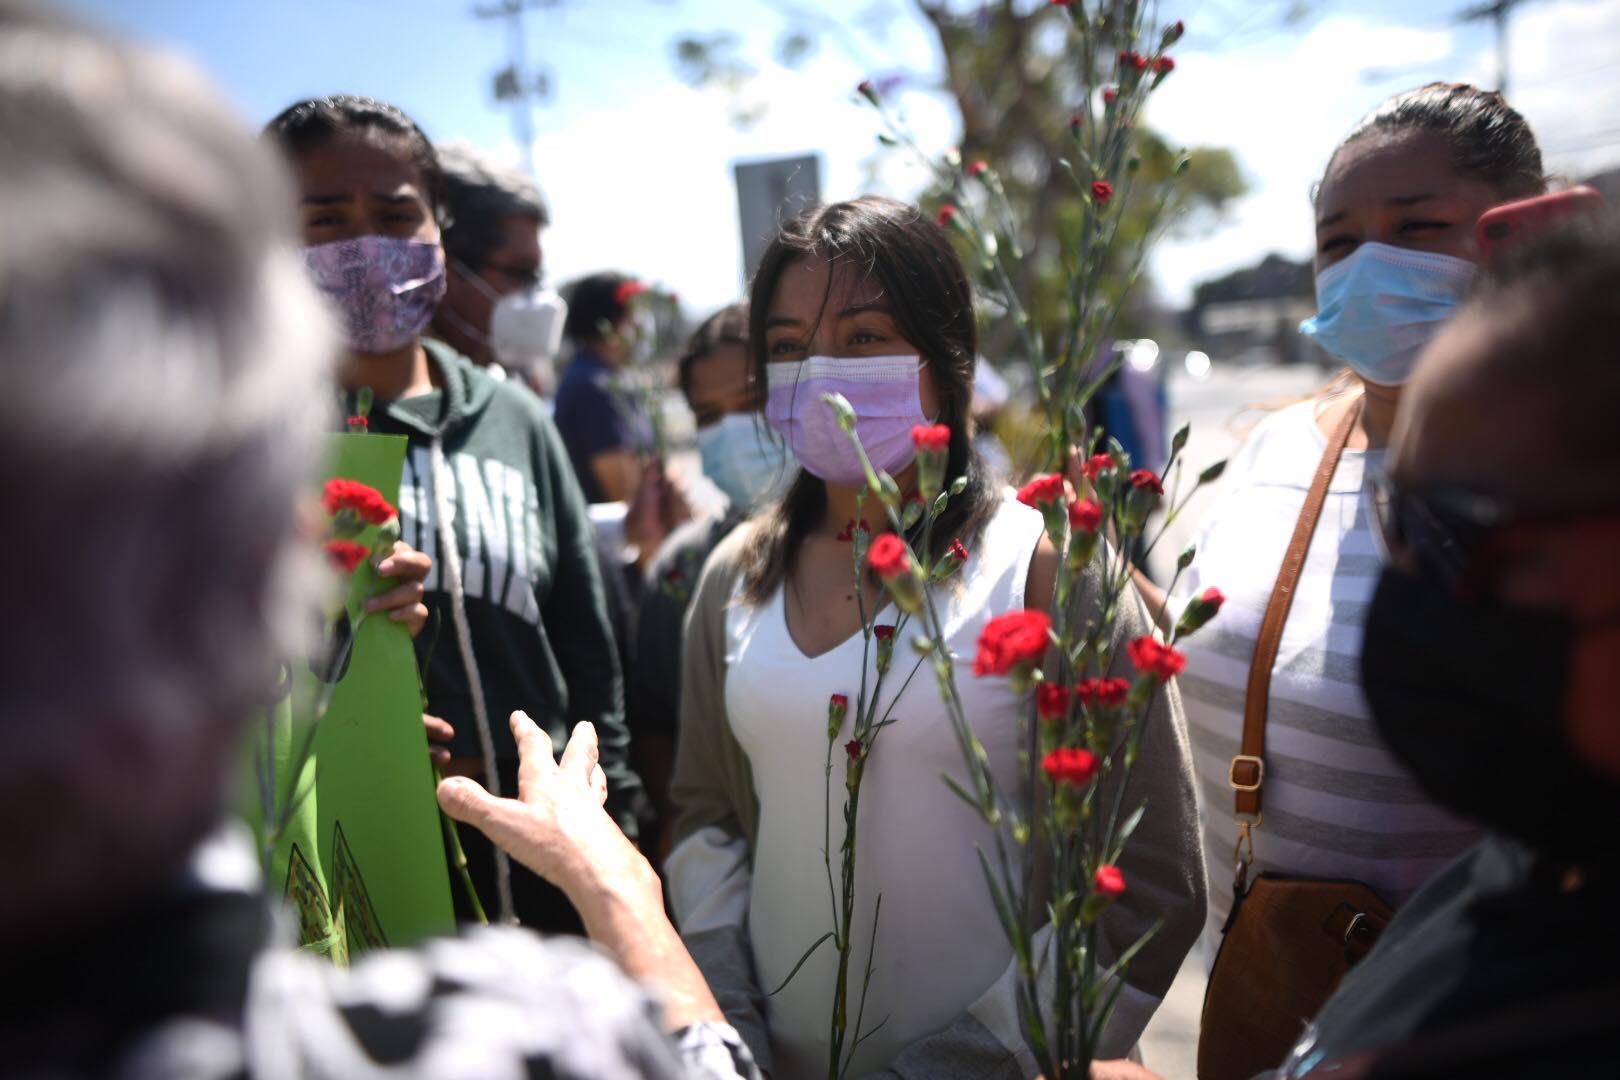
[724,496,1045,1080]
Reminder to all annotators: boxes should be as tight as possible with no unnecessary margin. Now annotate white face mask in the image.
[695,412,792,512]
[449,258,568,388]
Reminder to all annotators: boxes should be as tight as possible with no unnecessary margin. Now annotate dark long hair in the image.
[738,195,999,604]
[1322,83,1546,202]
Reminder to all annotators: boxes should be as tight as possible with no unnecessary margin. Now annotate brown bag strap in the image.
[1230,395,1364,838]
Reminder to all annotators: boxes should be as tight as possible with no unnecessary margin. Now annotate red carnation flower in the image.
[613,280,646,307]
[1103,86,1118,105]
[973,609,1051,677]
[846,739,863,762]
[345,415,368,432]
[873,625,896,642]
[1200,586,1225,608]
[321,478,397,525]
[1051,0,1073,6]
[1016,473,1067,509]
[1092,180,1114,204]
[1068,498,1103,533]
[1127,635,1186,680]
[857,78,876,99]
[1094,864,1127,897]
[947,538,969,563]
[1042,746,1099,786]
[1129,468,1163,495]
[323,539,370,575]
[1075,676,1131,708]
[1154,55,1175,74]
[866,533,912,580]
[1036,682,1070,722]
[968,159,990,176]
[1082,453,1115,481]
[937,204,958,227]
[1068,113,1084,131]
[912,423,951,452]
[1119,50,1148,71]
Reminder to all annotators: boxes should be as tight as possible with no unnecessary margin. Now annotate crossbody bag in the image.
[1196,395,1393,1080]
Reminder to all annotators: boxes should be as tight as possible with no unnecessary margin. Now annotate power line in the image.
[1455,0,1535,96]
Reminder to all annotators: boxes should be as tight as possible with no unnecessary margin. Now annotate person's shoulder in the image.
[1222,397,1329,485]
[250,927,683,1076]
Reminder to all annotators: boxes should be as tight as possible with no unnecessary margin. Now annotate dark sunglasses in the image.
[1370,467,1620,600]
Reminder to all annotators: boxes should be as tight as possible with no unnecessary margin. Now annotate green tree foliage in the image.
[912,2,1245,357]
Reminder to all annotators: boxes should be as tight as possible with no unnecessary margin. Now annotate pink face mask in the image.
[304,236,447,354]
[764,355,930,487]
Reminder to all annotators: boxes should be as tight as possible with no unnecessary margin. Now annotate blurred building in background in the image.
[1184,253,1329,368]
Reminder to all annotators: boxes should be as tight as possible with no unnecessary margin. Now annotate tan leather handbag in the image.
[1196,396,1393,1080]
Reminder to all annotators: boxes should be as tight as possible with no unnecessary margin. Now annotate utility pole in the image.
[1456,0,1532,98]
[473,0,557,179]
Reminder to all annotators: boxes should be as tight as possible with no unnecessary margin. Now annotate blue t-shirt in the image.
[553,348,651,503]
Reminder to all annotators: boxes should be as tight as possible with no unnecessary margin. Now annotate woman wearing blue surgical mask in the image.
[628,302,789,859]
[1157,83,1547,1029]
[666,197,1205,1078]
[265,97,645,935]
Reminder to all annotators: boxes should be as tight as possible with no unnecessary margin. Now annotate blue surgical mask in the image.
[1299,242,1476,386]
[696,412,791,512]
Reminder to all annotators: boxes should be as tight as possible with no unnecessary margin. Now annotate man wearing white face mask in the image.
[630,304,791,858]
[431,145,567,399]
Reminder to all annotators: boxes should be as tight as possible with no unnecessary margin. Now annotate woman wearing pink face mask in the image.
[666,196,1204,1079]
[265,97,645,933]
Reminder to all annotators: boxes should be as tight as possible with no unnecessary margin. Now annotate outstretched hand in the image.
[366,541,432,638]
[435,712,655,913]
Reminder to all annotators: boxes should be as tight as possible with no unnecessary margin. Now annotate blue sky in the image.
[68,0,1620,321]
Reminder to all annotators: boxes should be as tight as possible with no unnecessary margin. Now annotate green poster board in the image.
[245,433,455,961]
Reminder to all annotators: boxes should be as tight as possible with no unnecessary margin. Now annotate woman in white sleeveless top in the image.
[665,196,1206,1080]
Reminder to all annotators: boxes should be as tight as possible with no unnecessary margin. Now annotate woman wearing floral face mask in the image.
[666,196,1205,1078]
[1152,83,1548,1064]
[266,97,644,933]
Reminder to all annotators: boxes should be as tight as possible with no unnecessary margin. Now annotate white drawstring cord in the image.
[430,435,516,925]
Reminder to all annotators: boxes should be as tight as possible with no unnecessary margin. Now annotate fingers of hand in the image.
[365,579,426,614]
[557,721,600,782]
[376,541,433,582]
[423,714,455,743]
[589,764,607,806]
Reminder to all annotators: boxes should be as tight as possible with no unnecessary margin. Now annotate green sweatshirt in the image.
[354,340,643,831]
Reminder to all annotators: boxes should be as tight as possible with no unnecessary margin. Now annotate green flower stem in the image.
[434,763,489,926]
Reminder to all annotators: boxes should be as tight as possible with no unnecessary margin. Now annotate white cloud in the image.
[1144,0,1620,307]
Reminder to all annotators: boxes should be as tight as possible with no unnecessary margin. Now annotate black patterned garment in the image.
[1,828,758,1080]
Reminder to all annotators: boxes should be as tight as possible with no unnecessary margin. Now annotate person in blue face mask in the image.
[627,302,790,857]
[1148,83,1552,1074]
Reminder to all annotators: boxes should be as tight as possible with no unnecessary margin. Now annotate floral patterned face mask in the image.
[304,235,447,355]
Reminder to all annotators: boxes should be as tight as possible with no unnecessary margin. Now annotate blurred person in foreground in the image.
[1098,213,1620,1079]
[628,303,790,858]
[265,95,646,931]
[0,7,755,1076]
[429,143,568,398]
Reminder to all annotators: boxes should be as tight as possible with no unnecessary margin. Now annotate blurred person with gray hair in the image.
[0,6,755,1076]
[431,143,569,398]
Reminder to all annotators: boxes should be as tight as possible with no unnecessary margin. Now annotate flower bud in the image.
[857,79,878,103]
[827,693,849,739]
[932,538,969,583]
[821,391,857,434]
[1199,459,1228,484]
[1177,544,1196,571]
[1162,19,1185,47]
[1170,422,1189,456]
[1175,586,1226,637]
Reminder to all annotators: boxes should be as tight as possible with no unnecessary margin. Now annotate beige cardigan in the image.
[667,522,1207,1078]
